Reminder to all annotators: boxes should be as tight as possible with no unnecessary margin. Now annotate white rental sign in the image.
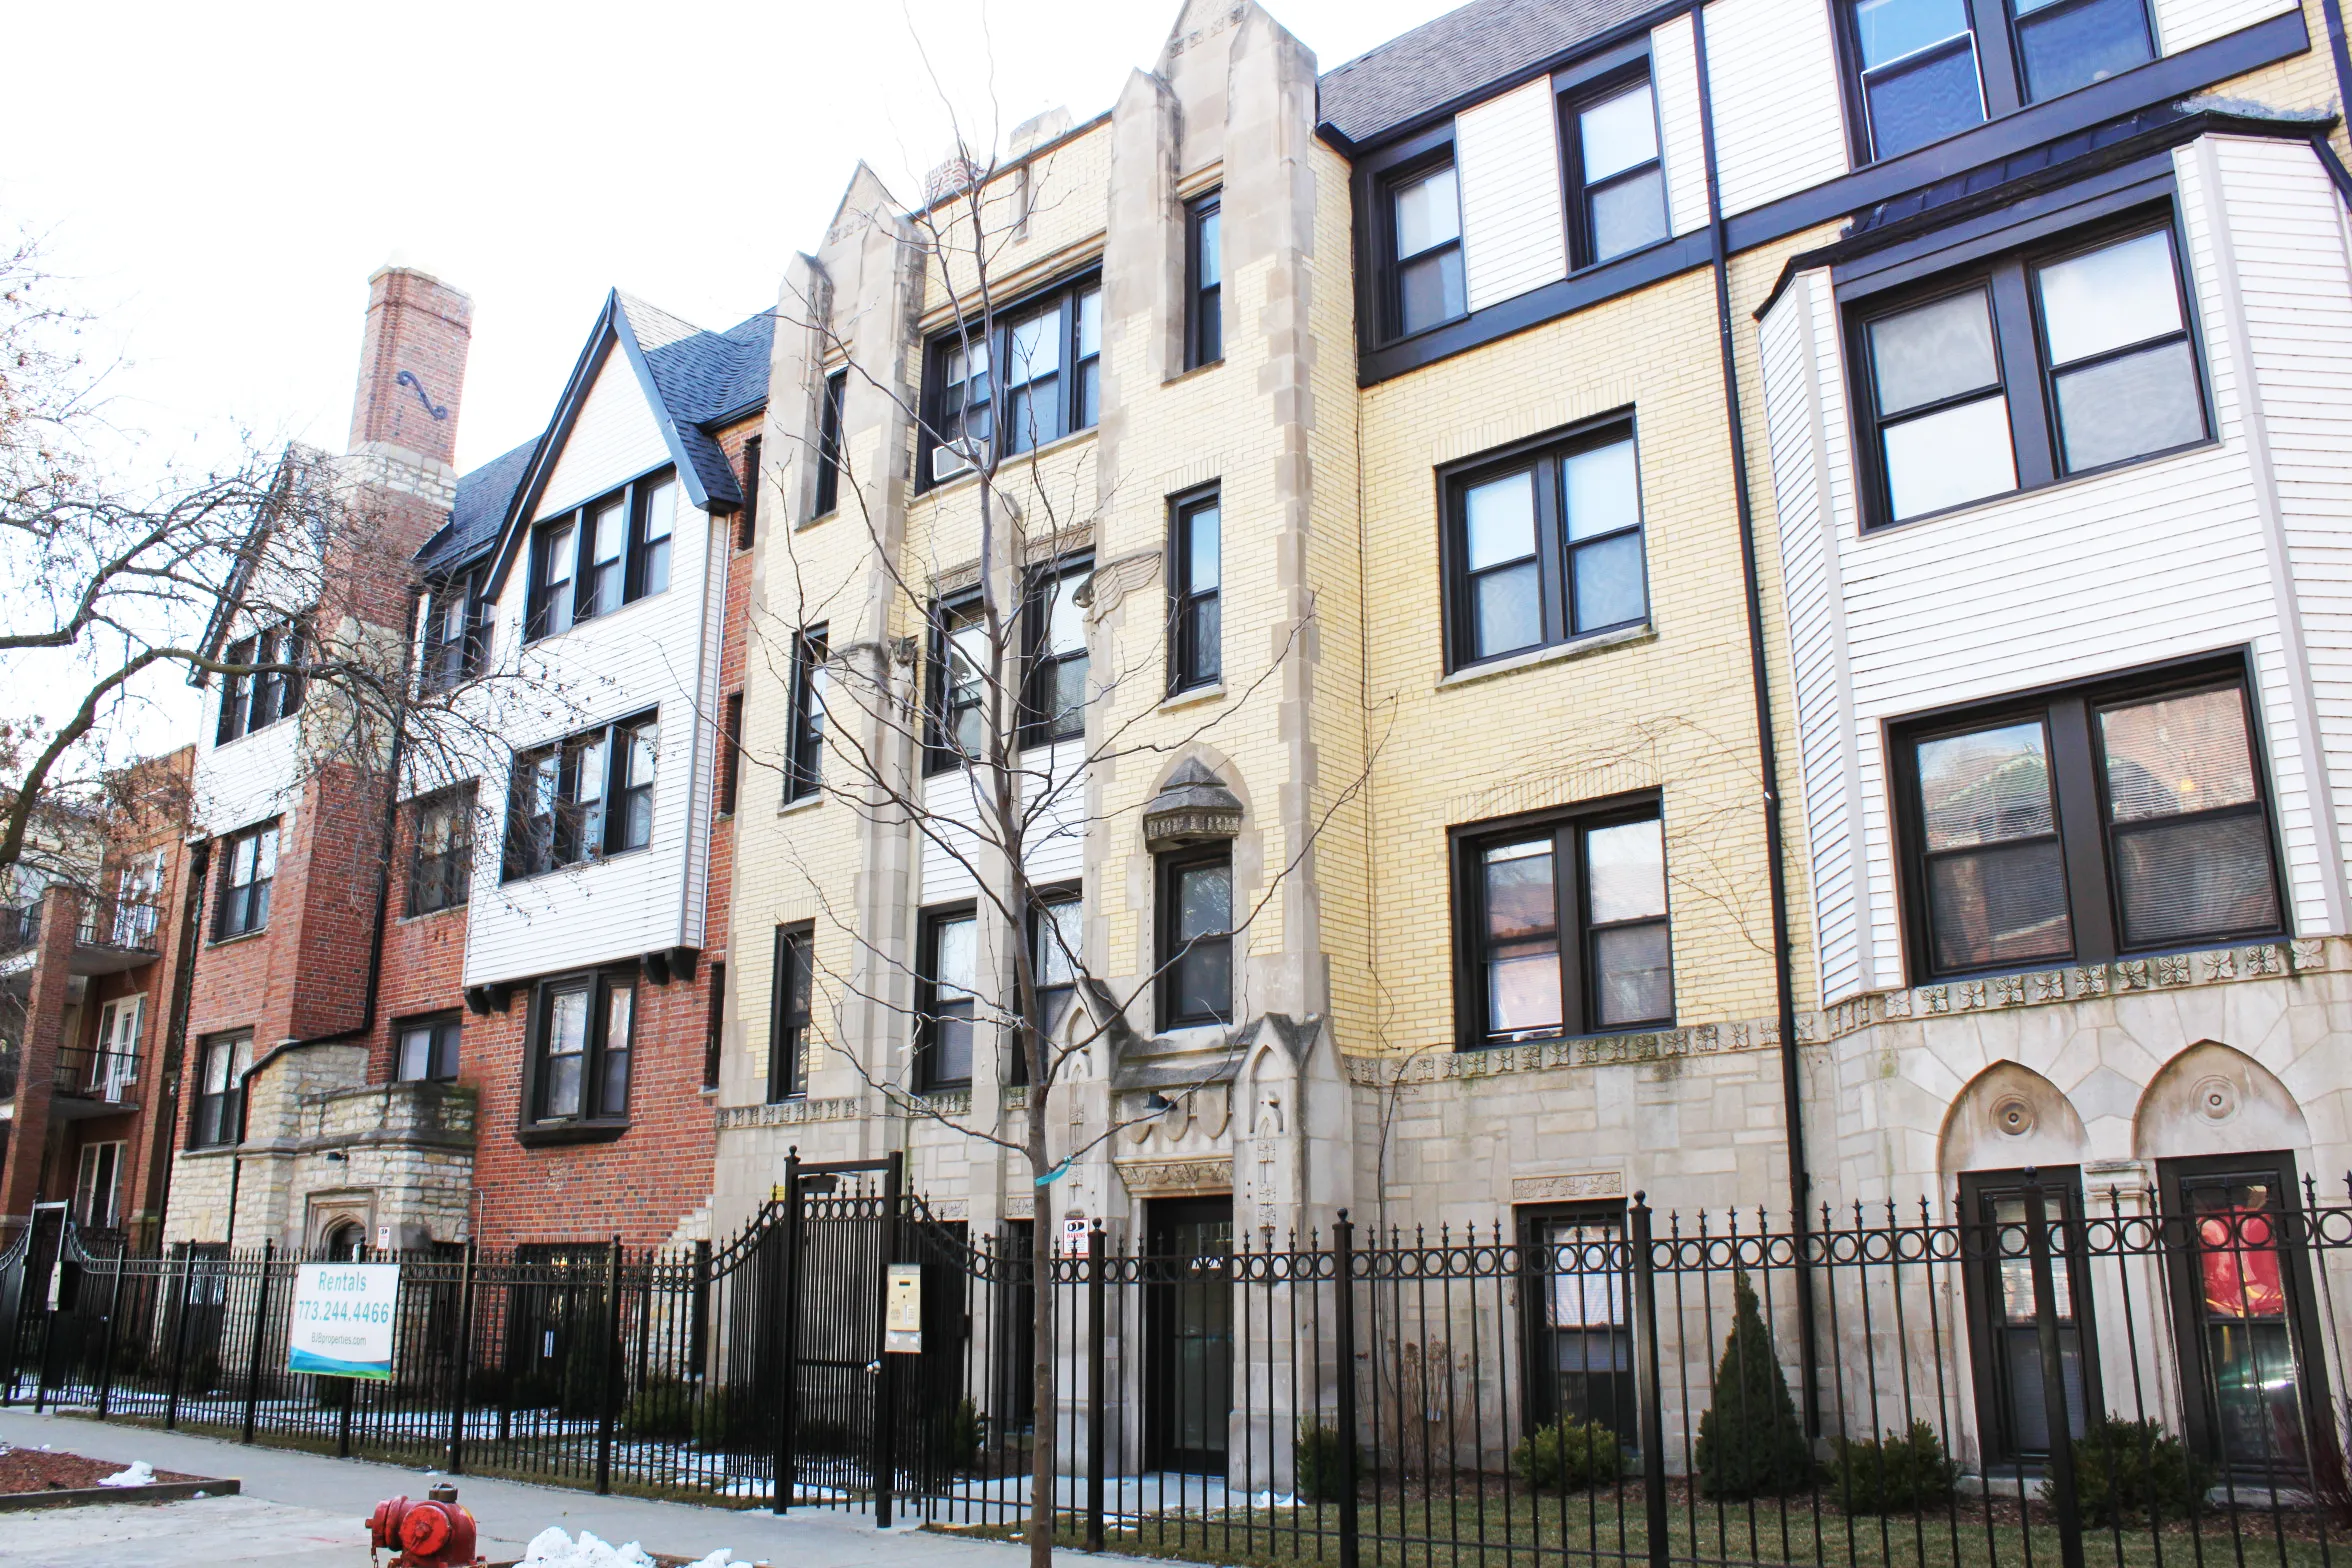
[287,1262,399,1381]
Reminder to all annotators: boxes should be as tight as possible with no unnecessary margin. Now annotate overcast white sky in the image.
[5,0,1450,478]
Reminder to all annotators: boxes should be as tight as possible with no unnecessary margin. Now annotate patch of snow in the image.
[522,1527,731,1568]
[100,1462,157,1488]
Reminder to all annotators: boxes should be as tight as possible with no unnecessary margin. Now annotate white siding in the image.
[918,742,1088,903]
[191,706,304,841]
[1455,78,1569,314]
[1703,0,1850,217]
[1764,133,2352,999]
[1651,14,1712,238]
[458,353,721,987]
[537,351,674,519]
[2153,0,2297,54]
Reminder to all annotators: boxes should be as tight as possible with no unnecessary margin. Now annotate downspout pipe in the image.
[1690,2,1822,1435]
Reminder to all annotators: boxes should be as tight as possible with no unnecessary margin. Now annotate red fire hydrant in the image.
[367,1483,482,1568]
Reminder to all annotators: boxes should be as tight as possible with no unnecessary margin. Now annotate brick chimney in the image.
[347,265,473,469]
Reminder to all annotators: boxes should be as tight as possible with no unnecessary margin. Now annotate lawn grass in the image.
[935,1482,2348,1568]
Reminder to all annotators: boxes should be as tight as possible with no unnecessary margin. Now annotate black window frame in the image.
[1440,417,1649,673]
[2157,1149,2335,1479]
[1848,208,2210,532]
[407,784,475,916]
[1450,792,1674,1049]
[418,568,492,696]
[215,620,307,744]
[1025,881,1083,1062]
[1516,1200,1637,1444]
[719,691,744,817]
[814,370,846,517]
[917,270,1103,491]
[1380,151,1467,342]
[1156,844,1234,1031]
[190,1030,251,1149]
[522,967,636,1136]
[1168,486,1222,696]
[1022,556,1093,747]
[787,626,829,801]
[214,819,281,940]
[503,709,661,881]
[394,1010,463,1084]
[770,922,814,1102]
[1185,191,1223,370]
[1956,1166,2102,1465]
[1889,652,2288,983]
[925,594,990,774]
[1833,0,2156,166]
[703,959,726,1092]
[524,465,680,641]
[1559,67,1670,272]
[915,902,980,1091]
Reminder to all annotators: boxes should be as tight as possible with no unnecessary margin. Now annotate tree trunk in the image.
[1028,1097,1057,1568]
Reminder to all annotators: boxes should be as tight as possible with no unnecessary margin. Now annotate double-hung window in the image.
[1169,488,1222,694]
[1856,219,2205,527]
[916,904,979,1089]
[526,467,679,638]
[504,711,659,878]
[814,370,846,517]
[191,1031,252,1147]
[530,970,633,1125]
[1895,660,2284,979]
[1186,192,1223,369]
[1841,0,2154,162]
[408,786,474,915]
[1446,425,1647,670]
[395,1012,462,1083]
[420,569,490,694]
[787,627,828,800]
[927,597,990,770]
[1024,561,1091,745]
[1388,161,1464,338]
[1565,76,1667,267]
[921,273,1102,486]
[1157,847,1232,1029]
[770,923,814,1101]
[216,621,305,743]
[1028,885,1082,1046]
[215,820,280,939]
[1457,802,1671,1046]
[720,692,744,816]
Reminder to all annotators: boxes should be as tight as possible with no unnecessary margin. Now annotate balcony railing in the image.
[76,898,160,952]
[0,903,36,958]
[53,1046,136,1103]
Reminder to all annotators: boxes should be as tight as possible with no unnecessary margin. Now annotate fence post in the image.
[2024,1169,2085,1568]
[1333,1210,1360,1568]
[95,1249,127,1420]
[595,1235,622,1495]
[1086,1221,1106,1552]
[1631,1195,1670,1568]
[164,1245,196,1429]
[448,1240,477,1475]
[873,1150,903,1531]
[773,1149,803,1516]
[241,1240,274,1444]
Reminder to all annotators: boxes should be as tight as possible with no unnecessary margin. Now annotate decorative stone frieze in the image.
[1510,1169,1625,1202]
[713,1096,863,1130]
[1115,1156,1234,1195]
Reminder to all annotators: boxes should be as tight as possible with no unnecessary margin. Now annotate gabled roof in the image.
[414,291,770,588]
[1316,0,1664,148]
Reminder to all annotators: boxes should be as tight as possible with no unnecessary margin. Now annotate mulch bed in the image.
[0,1446,202,1495]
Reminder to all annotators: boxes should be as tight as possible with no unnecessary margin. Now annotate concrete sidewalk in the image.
[0,1409,1048,1567]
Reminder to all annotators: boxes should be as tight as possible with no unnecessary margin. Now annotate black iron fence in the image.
[5,1165,2352,1568]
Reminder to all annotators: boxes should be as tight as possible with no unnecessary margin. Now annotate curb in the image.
[0,1477,242,1511]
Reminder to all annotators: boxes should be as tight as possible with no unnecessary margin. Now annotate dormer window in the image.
[216,621,306,744]
[526,467,679,640]
[420,567,492,694]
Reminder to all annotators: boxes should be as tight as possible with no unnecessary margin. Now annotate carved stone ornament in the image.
[1510,1170,1626,1203]
[1115,1156,1234,1195]
[1142,758,1244,850]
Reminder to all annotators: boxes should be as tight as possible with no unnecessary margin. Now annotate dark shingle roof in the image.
[618,296,773,509]
[1317,0,1663,147]
[416,439,536,574]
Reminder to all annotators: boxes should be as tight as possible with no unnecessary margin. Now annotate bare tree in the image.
[741,112,1377,1563]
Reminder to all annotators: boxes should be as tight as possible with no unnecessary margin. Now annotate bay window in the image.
[215,820,280,939]
[528,969,634,1127]
[505,711,659,879]
[526,466,679,639]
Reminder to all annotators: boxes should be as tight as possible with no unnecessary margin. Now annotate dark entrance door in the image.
[1144,1195,1233,1474]
[1518,1203,1635,1444]
[1958,1168,2099,1466]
